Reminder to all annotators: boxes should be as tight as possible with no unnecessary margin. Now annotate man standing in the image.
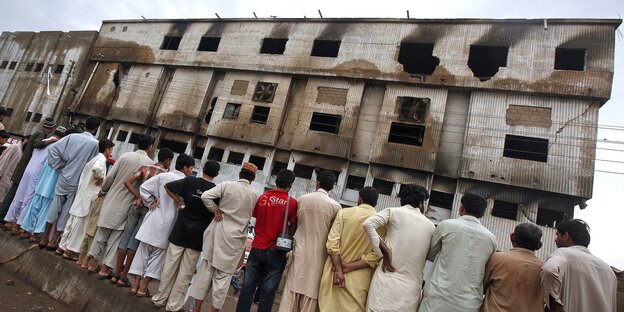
[483,222,544,312]
[0,138,22,203]
[418,193,497,312]
[279,170,341,312]
[541,219,617,312]
[318,186,380,312]
[236,169,298,312]
[0,130,10,156]
[0,107,7,131]
[151,160,220,311]
[189,162,260,312]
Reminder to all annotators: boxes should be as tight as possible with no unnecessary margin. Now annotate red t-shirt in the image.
[252,189,298,250]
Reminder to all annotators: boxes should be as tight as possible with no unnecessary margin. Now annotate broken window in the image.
[158,139,187,154]
[193,146,204,159]
[223,103,241,119]
[249,155,266,169]
[429,191,454,210]
[492,200,518,220]
[503,135,548,162]
[536,207,566,228]
[207,147,224,162]
[250,106,270,124]
[467,45,508,81]
[253,82,278,102]
[226,151,245,165]
[8,61,17,70]
[398,42,439,75]
[31,113,42,123]
[128,133,142,144]
[4,108,13,117]
[373,179,394,196]
[260,38,288,55]
[205,97,217,124]
[388,122,425,146]
[0,61,8,69]
[116,130,129,142]
[309,113,341,134]
[25,62,34,71]
[161,36,182,50]
[24,112,32,122]
[294,163,314,179]
[34,63,44,72]
[311,40,341,58]
[554,48,585,71]
[198,36,221,52]
[54,64,65,74]
[346,175,366,191]
[271,161,288,176]
[397,97,430,123]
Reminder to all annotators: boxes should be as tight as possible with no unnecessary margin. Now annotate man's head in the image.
[459,193,488,218]
[0,130,9,145]
[316,170,336,192]
[175,154,195,176]
[511,222,543,251]
[275,169,295,191]
[202,160,220,178]
[98,138,115,158]
[85,116,101,134]
[398,184,429,212]
[64,127,82,136]
[157,147,174,169]
[556,219,591,248]
[137,134,155,152]
[42,117,57,134]
[239,162,257,182]
[0,107,7,122]
[53,126,67,138]
[358,186,379,207]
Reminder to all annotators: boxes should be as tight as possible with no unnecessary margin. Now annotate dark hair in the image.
[557,219,591,247]
[275,169,295,189]
[157,147,174,162]
[514,223,543,251]
[399,184,429,209]
[98,138,115,153]
[174,154,195,171]
[460,193,487,218]
[203,160,220,177]
[239,168,256,182]
[64,128,81,136]
[317,170,336,191]
[0,107,7,116]
[85,116,101,131]
[359,186,379,207]
[137,135,155,150]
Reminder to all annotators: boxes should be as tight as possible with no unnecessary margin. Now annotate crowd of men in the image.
[0,113,618,312]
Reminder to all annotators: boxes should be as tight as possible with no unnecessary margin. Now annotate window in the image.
[311,40,341,57]
[555,48,585,71]
[251,106,270,124]
[388,122,425,146]
[223,103,241,119]
[54,64,65,74]
[226,151,244,165]
[24,112,32,122]
[398,42,440,75]
[316,87,348,106]
[503,135,548,162]
[467,45,508,81]
[32,113,42,123]
[158,139,187,154]
[33,63,44,72]
[373,179,394,196]
[260,38,288,54]
[25,62,34,71]
[4,108,13,117]
[161,36,182,50]
[207,147,224,162]
[309,113,341,134]
[193,146,204,159]
[397,97,429,123]
[248,155,266,169]
[253,82,278,102]
[346,175,366,191]
[429,191,454,210]
[128,133,142,144]
[294,163,314,179]
[205,97,217,124]
[271,161,288,176]
[116,130,129,142]
[230,80,249,95]
[197,36,221,52]
[8,61,17,70]
[536,208,566,227]
[492,201,518,220]
[0,61,7,69]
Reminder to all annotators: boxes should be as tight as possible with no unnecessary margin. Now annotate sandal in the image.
[87,265,101,275]
[110,275,120,284]
[116,277,132,288]
[129,288,138,295]
[135,289,151,298]
[62,252,79,262]
[98,271,114,280]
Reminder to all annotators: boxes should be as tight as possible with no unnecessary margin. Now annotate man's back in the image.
[48,132,99,194]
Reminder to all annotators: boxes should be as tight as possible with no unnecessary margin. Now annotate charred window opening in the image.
[25,62,34,71]
[398,42,439,76]
[492,200,518,220]
[161,36,182,50]
[34,63,44,72]
[468,45,508,81]
[251,106,270,124]
[223,103,241,120]
[54,64,65,74]
[0,61,8,69]
[116,130,128,142]
[388,122,425,146]
[260,38,288,55]
[346,175,366,191]
[226,151,245,165]
[24,112,32,122]
[311,40,341,58]
[253,82,278,102]
[198,36,221,52]
[271,161,288,176]
[503,135,548,162]
[128,133,141,144]
[536,207,566,228]
[4,108,13,117]
[397,97,429,123]
[373,179,394,196]
[193,146,204,160]
[554,48,585,71]
[8,61,17,70]
[32,113,42,123]
[205,97,217,124]
[158,139,187,154]
[294,163,314,179]
[207,147,224,162]
[309,113,341,134]
[429,191,454,210]
[249,155,266,169]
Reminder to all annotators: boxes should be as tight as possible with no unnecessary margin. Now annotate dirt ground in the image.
[0,268,72,312]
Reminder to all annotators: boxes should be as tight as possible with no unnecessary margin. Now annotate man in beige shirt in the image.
[279,170,341,312]
[483,222,544,312]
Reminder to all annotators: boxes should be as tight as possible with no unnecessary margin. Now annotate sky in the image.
[1,0,623,267]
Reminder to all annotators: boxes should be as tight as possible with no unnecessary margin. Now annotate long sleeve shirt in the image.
[47,132,99,195]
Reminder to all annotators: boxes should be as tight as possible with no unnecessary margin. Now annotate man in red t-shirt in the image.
[236,169,297,312]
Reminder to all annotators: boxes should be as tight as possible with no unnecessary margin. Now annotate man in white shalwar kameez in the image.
[58,139,114,259]
[128,154,195,297]
[188,162,260,312]
[0,141,22,204]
